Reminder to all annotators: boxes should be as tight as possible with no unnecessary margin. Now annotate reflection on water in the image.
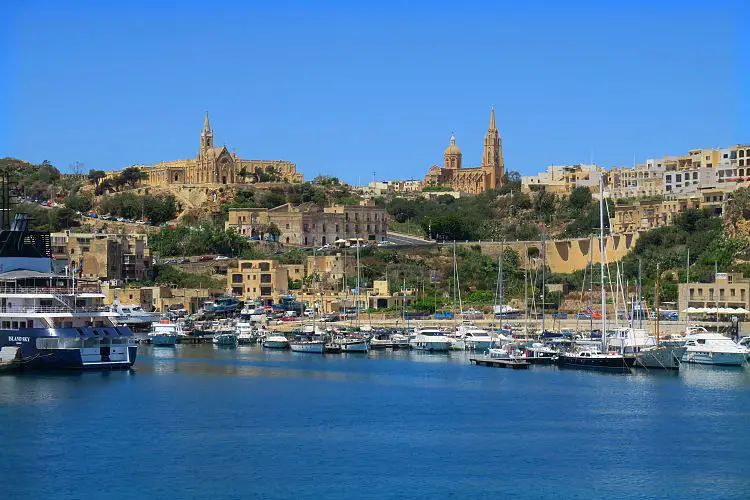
[679,362,750,389]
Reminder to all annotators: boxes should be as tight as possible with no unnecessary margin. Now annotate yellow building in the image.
[610,197,700,234]
[109,113,303,186]
[226,200,388,247]
[423,107,504,194]
[522,164,604,196]
[228,259,304,303]
[51,231,152,281]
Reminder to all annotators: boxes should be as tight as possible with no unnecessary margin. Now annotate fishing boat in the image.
[148,319,181,346]
[0,207,137,370]
[681,333,747,366]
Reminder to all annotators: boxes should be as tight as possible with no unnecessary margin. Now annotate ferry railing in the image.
[0,305,113,314]
[0,286,103,295]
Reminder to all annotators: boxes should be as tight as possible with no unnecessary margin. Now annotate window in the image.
[690,288,694,299]
[260,274,272,283]
[232,274,243,283]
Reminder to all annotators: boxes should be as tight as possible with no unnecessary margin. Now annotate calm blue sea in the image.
[1,345,749,500]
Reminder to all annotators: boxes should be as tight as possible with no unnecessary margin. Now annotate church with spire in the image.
[125,112,303,186]
[423,107,505,194]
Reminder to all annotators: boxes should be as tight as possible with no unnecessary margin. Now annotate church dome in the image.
[444,134,462,156]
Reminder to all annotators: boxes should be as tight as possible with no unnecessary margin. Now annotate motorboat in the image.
[235,321,256,344]
[458,324,494,350]
[410,327,451,352]
[738,336,750,360]
[681,333,747,366]
[110,301,159,330]
[148,320,181,346]
[213,332,238,346]
[262,332,289,349]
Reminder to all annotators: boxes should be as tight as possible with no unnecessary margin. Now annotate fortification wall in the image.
[462,233,639,273]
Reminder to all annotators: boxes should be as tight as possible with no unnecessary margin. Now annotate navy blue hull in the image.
[1,327,137,371]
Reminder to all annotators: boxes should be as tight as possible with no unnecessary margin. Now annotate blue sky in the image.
[2,0,748,183]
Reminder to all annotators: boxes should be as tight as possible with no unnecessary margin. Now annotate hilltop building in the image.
[50,231,151,282]
[423,107,504,194]
[226,200,388,247]
[108,113,303,186]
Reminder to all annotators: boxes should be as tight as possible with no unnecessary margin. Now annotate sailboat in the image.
[556,177,635,372]
[337,243,369,353]
[290,253,325,354]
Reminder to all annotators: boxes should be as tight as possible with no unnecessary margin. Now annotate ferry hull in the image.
[1,328,137,371]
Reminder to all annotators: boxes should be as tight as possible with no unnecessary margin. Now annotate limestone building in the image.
[112,113,303,186]
[226,200,388,247]
[424,107,504,194]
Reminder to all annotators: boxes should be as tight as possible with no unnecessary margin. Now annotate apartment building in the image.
[51,231,152,281]
[610,197,700,233]
[306,253,355,285]
[226,200,388,247]
[227,259,304,303]
[103,284,223,313]
[522,164,604,196]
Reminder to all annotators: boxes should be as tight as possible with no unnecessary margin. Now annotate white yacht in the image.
[263,332,289,349]
[458,324,494,350]
[235,321,256,344]
[148,320,181,346]
[682,333,747,366]
[606,327,686,370]
[110,301,159,329]
[410,327,451,352]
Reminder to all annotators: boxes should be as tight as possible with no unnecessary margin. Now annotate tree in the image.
[118,167,147,188]
[88,169,106,186]
[65,193,93,213]
[568,186,592,213]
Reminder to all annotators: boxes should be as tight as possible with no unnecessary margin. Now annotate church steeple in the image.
[200,111,214,151]
[481,105,504,189]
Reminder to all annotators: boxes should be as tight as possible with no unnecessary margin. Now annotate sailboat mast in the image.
[541,225,546,334]
[499,240,505,322]
[524,244,529,333]
[599,177,607,352]
[655,262,661,346]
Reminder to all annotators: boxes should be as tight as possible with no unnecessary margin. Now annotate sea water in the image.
[1,345,749,500]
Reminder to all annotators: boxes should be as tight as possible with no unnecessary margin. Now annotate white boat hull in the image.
[263,338,289,349]
[466,339,493,350]
[682,350,746,366]
[150,334,177,346]
[339,340,369,352]
[290,341,325,353]
[410,340,451,352]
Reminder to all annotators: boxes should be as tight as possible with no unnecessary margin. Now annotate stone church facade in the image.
[118,113,303,186]
[424,107,504,194]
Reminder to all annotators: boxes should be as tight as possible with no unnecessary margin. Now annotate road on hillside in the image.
[387,231,434,246]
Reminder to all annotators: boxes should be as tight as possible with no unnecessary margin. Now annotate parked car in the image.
[135,220,146,225]
[214,255,229,261]
[198,255,214,262]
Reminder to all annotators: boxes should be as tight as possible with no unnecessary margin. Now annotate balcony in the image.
[0,305,112,314]
[0,285,103,295]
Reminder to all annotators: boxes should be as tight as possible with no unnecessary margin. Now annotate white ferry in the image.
[0,213,137,371]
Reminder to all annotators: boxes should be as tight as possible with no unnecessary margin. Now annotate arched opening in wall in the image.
[304,237,308,246]
[222,176,227,184]
[174,175,179,182]
[527,246,540,259]
[286,237,290,244]
[555,241,569,261]
[322,236,326,245]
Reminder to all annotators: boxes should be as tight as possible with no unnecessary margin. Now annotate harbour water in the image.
[1,345,749,500]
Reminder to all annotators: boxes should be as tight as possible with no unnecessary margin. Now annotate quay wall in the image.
[453,233,639,273]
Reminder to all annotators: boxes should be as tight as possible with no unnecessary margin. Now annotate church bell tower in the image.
[200,111,214,152]
[481,106,504,189]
